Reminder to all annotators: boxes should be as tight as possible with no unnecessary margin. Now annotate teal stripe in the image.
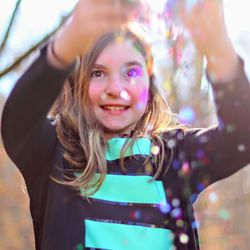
[85,220,174,250]
[80,174,167,205]
[106,137,151,161]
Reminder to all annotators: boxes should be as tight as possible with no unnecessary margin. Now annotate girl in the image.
[1,0,250,249]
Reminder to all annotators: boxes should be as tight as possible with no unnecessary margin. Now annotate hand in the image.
[180,0,239,81]
[51,0,142,65]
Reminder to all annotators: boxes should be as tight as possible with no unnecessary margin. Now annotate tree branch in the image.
[0,0,22,54]
[0,15,69,78]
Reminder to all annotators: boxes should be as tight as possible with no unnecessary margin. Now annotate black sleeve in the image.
[181,59,250,199]
[1,45,74,185]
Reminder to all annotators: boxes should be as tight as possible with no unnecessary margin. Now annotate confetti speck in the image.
[172,198,180,207]
[76,243,84,250]
[151,145,160,155]
[145,162,153,174]
[238,144,246,152]
[120,90,131,101]
[180,233,189,244]
[181,162,190,175]
[159,202,171,214]
[179,107,196,124]
[168,139,176,148]
[226,124,235,133]
[171,208,182,219]
[163,80,172,92]
[176,219,184,227]
[209,192,218,203]
[115,34,124,44]
[218,209,230,220]
[192,220,200,229]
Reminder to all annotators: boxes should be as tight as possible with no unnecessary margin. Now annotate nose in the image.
[105,76,124,98]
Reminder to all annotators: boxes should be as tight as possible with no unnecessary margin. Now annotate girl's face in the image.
[88,39,150,139]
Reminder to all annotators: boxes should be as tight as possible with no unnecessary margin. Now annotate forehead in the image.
[95,39,146,66]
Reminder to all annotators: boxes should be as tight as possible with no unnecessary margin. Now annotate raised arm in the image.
[180,0,238,81]
[182,63,250,198]
[179,0,250,197]
[1,0,140,184]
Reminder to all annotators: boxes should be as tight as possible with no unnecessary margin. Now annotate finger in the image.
[119,0,144,19]
[94,5,129,24]
[92,0,142,9]
[84,0,142,22]
[120,0,142,8]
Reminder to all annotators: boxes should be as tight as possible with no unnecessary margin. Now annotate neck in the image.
[103,130,134,142]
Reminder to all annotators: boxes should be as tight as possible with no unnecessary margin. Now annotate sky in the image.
[0,0,250,96]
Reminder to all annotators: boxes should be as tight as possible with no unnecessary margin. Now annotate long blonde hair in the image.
[49,29,181,195]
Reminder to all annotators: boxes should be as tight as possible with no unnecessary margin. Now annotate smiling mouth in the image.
[101,105,130,111]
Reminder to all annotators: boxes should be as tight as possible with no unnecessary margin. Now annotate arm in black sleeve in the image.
[181,58,250,198]
[1,45,74,185]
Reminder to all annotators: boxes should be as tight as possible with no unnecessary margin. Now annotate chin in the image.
[102,124,134,136]
[103,126,127,133]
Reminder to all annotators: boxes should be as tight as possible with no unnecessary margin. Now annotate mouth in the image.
[100,105,130,115]
[100,105,130,112]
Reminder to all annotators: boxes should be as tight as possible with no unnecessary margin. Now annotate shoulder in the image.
[161,126,218,148]
[161,128,190,145]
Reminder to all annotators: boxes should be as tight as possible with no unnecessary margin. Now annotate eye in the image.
[91,70,107,79]
[126,67,143,78]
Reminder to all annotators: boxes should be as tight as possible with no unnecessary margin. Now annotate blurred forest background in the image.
[0,0,250,249]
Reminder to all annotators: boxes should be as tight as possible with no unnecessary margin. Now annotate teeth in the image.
[104,106,126,111]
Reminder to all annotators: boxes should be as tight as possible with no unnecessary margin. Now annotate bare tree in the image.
[0,0,70,78]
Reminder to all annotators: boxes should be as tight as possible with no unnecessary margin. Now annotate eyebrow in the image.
[124,61,143,68]
[93,61,144,70]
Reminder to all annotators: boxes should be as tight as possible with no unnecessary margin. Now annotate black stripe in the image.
[107,155,158,176]
[81,198,181,231]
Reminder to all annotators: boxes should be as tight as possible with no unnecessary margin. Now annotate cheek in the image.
[139,88,149,104]
[133,87,149,111]
[88,83,102,105]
